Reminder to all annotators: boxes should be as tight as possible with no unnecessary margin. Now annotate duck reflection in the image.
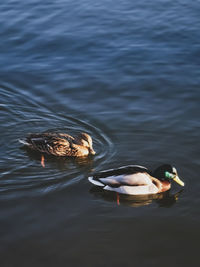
[90,187,183,207]
[21,146,94,170]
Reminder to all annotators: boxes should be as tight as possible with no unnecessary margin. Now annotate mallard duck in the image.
[19,132,95,166]
[88,164,184,195]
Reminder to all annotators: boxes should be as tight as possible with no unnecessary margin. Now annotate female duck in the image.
[20,132,95,166]
[20,132,95,156]
[88,164,184,195]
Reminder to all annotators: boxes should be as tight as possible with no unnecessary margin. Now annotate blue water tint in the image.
[0,0,200,266]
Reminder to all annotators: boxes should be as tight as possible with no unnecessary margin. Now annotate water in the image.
[0,0,200,266]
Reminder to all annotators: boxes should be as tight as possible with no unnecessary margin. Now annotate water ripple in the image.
[0,82,115,199]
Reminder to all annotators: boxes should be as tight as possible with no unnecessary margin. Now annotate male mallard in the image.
[88,164,184,195]
[19,132,95,166]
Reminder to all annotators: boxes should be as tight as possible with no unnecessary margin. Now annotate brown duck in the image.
[19,132,95,167]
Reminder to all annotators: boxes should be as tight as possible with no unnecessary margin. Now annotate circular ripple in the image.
[0,83,115,199]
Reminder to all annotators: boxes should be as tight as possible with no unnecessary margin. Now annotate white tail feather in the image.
[88,177,105,187]
[18,139,30,146]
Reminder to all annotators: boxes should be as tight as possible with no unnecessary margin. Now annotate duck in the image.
[88,164,184,195]
[19,132,95,167]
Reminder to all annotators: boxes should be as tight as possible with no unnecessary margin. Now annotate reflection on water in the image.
[0,0,200,266]
[90,186,183,208]
[22,146,95,169]
[0,104,115,198]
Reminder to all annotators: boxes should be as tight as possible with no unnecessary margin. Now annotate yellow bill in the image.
[173,175,185,187]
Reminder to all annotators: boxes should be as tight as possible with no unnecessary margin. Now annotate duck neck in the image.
[160,180,171,192]
[72,144,89,156]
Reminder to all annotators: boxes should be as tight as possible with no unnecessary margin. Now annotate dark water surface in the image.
[0,1,200,266]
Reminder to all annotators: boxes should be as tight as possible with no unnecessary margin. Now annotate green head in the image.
[165,168,184,187]
[153,165,185,187]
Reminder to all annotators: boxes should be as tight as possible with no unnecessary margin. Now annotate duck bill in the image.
[173,175,184,187]
[89,148,96,155]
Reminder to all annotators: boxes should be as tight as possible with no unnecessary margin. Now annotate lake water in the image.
[0,1,200,266]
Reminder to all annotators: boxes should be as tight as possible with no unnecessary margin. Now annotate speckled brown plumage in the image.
[19,132,95,157]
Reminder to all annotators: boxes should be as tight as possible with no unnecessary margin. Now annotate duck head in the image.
[153,164,184,187]
[78,133,96,155]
